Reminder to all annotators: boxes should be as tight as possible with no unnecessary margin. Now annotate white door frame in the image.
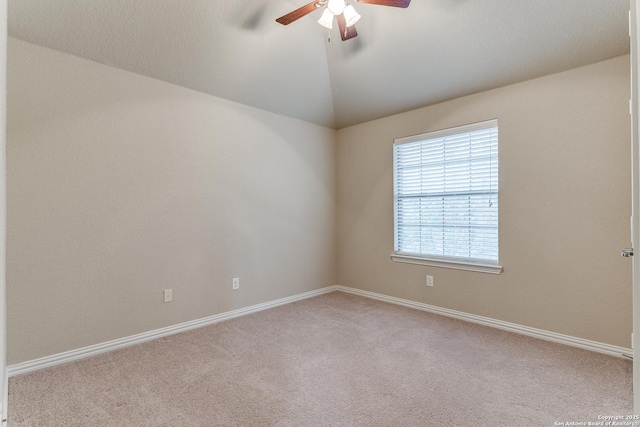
[0,0,6,423]
[631,0,640,415]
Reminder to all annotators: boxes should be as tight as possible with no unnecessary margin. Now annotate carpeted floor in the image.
[8,291,633,426]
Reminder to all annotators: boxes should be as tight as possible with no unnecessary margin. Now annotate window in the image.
[392,120,502,274]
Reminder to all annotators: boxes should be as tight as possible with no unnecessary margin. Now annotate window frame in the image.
[390,120,503,274]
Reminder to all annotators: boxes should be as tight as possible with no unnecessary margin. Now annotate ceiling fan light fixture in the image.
[276,0,411,42]
[317,8,334,29]
[343,5,361,27]
[327,0,346,15]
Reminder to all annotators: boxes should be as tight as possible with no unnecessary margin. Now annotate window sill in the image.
[390,254,503,274]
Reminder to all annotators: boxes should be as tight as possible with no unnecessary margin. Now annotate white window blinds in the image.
[393,120,499,264]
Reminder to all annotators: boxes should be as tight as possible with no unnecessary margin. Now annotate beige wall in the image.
[337,55,632,348]
[6,36,632,365]
[6,38,337,365]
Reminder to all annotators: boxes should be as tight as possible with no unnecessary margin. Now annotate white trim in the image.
[394,119,499,146]
[334,285,633,359]
[391,254,503,274]
[7,286,338,377]
[0,0,8,423]
[631,0,640,414]
[8,284,630,379]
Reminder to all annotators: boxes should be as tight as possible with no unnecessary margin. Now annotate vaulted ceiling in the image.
[8,0,631,129]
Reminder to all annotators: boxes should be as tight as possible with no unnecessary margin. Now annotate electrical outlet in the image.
[232,277,240,290]
[426,275,434,287]
[163,289,173,303]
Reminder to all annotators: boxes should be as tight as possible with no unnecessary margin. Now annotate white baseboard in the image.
[8,283,631,378]
[334,285,633,359]
[7,286,338,377]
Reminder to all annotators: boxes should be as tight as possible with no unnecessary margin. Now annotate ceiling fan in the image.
[276,0,411,41]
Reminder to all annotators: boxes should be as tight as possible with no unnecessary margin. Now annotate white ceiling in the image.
[8,0,631,129]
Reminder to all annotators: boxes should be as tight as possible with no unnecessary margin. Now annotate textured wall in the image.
[336,55,632,348]
[7,38,336,364]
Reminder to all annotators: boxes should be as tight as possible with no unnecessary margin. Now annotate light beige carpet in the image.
[8,292,632,426]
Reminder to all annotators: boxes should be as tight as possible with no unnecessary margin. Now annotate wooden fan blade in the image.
[356,0,410,7]
[337,13,358,41]
[276,1,321,25]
